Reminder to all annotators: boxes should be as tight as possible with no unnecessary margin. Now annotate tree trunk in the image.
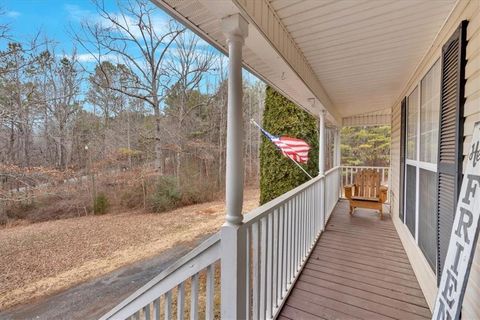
[153,104,163,174]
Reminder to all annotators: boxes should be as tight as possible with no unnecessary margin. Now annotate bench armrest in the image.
[379,185,388,203]
[344,184,354,199]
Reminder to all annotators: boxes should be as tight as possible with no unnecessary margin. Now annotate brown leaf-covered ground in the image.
[0,188,259,311]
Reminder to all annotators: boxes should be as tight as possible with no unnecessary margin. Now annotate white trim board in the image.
[392,213,437,310]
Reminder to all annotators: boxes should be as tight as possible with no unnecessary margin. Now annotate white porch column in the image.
[334,127,342,198]
[319,110,326,176]
[334,127,340,167]
[319,110,326,229]
[220,14,248,320]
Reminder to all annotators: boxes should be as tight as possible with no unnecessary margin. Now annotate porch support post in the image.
[334,127,341,198]
[319,110,326,229]
[333,128,340,167]
[220,13,248,320]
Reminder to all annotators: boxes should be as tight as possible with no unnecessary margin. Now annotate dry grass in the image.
[0,188,259,311]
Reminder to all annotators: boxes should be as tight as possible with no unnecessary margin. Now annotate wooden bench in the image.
[344,169,388,219]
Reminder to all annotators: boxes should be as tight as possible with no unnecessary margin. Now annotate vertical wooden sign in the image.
[433,122,480,320]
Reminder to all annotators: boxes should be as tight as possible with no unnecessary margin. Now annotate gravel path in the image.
[0,188,259,313]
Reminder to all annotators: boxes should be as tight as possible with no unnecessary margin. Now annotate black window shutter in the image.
[399,97,407,221]
[436,20,468,284]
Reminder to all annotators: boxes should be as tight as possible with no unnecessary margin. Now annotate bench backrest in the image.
[354,169,382,198]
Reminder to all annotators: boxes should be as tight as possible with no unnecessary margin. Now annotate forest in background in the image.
[341,125,391,167]
[0,1,265,225]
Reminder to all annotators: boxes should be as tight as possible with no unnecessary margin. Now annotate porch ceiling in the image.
[269,0,455,117]
[153,0,456,122]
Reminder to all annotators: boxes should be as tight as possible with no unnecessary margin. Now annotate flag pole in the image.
[250,119,314,180]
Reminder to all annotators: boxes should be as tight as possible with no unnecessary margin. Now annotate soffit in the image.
[269,0,456,117]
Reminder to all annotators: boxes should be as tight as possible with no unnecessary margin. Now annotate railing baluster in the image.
[271,210,277,312]
[190,273,199,320]
[206,265,214,320]
[277,204,284,305]
[288,199,293,283]
[302,191,306,260]
[153,298,160,320]
[266,212,273,319]
[164,290,172,320]
[260,217,268,319]
[293,195,298,275]
[143,305,150,320]
[252,222,260,320]
[245,226,250,320]
[177,283,185,320]
[282,203,288,293]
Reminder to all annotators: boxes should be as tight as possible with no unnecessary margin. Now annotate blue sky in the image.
[1,0,260,91]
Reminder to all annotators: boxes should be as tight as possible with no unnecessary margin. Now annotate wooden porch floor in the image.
[279,200,431,320]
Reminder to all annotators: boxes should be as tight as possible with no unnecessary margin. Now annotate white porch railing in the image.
[100,166,342,320]
[99,234,221,320]
[340,166,390,203]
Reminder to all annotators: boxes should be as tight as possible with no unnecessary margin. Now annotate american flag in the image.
[260,127,311,164]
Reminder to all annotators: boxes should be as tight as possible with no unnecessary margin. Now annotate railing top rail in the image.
[340,165,390,169]
[243,166,341,226]
[99,233,220,320]
[325,166,340,176]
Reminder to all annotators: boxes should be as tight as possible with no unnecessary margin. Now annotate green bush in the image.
[149,176,182,213]
[93,193,109,215]
[260,86,319,204]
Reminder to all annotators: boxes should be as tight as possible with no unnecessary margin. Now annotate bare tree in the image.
[0,42,41,166]
[37,49,82,169]
[163,32,216,181]
[73,0,185,174]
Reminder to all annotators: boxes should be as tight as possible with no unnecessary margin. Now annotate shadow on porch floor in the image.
[279,200,431,320]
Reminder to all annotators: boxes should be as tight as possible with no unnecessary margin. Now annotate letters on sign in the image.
[433,122,480,320]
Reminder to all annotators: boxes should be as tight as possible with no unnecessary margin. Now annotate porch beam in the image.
[220,13,249,320]
[231,0,340,123]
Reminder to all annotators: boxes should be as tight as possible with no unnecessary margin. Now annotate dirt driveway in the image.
[0,188,259,317]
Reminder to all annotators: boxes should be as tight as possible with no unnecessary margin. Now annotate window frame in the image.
[403,59,440,270]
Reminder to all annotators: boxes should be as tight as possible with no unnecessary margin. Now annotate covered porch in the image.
[98,0,475,318]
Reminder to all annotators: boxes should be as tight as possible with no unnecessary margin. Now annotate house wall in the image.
[389,0,480,314]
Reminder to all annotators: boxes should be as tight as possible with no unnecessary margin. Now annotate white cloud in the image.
[57,52,120,64]
[64,4,93,22]
[6,10,20,18]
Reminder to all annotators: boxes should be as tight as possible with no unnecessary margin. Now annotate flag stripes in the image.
[259,127,311,164]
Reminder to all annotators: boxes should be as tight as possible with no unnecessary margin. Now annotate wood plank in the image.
[302,268,428,307]
[278,200,431,319]
[281,305,327,320]
[296,281,429,320]
[319,237,410,259]
[285,296,358,320]
[313,241,412,265]
[310,247,416,276]
[321,232,406,252]
[307,252,418,282]
[290,289,394,320]
[304,262,424,297]
[308,256,419,288]
[299,274,431,317]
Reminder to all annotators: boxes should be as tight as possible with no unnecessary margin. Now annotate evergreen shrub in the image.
[260,86,319,204]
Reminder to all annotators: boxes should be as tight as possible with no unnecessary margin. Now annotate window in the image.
[403,60,440,272]
[407,87,418,160]
[420,62,441,163]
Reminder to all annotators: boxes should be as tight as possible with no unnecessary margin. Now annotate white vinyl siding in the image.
[462,1,480,317]
[390,0,480,312]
